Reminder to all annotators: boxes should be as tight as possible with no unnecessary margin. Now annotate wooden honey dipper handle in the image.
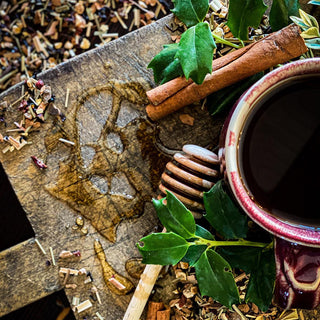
[123,227,166,320]
[122,264,163,320]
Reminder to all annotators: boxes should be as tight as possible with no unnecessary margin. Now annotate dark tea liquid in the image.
[239,75,320,227]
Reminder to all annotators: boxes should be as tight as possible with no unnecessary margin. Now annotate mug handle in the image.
[274,237,320,309]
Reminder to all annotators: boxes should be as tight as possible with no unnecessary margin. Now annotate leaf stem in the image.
[211,33,241,49]
[194,237,268,248]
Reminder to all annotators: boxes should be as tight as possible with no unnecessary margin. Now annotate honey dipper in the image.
[123,145,220,320]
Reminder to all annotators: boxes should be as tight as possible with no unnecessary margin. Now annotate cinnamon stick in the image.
[146,24,307,121]
[147,41,256,106]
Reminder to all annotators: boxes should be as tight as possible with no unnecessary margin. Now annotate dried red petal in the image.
[31,156,47,169]
[35,79,44,90]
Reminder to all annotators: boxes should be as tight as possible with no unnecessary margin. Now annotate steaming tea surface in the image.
[239,75,320,227]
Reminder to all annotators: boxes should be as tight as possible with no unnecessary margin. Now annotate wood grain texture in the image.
[0,15,221,319]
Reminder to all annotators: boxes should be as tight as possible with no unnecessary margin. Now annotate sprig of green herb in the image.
[137,182,275,311]
[148,0,302,86]
[291,8,320,50]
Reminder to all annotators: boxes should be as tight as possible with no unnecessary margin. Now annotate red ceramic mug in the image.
[219,58,320,309]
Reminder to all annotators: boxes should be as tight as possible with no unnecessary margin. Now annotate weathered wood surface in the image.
[0,15,222,319]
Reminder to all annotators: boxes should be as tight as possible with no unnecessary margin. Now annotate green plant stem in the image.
[211,33,241,49]
[194,237,267,248]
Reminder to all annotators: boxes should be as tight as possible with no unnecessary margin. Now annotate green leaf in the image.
[153,191,196,239]
[148,43,184,84]
[203,180,248,239]
[301,26,320,38]
[181,225,214,266]
[299,9,319,28]
[309,0,320,4]
[194,249,240,308]
[305,37,320,49]
[175,22,216,84]
[269,0,300,31]
[195,224,215,240]
[182,244,208,266]
[299,8,314,27]
[290,16,310,30]
[171,0,209,27]
[227,0,267,40]
[245,248,276,311]
[137,232,190,265]
[217,246,264,274]
[207,72,264,117]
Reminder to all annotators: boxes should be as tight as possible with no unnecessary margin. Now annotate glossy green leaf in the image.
[207,72,264,116]
[153,191,196,238]
[171,0,209,27]
[269,0,300,31]
[175,22,216,84]
[217,246,264,274]
[181,225,214,266]
[137,232,190,265]
[301,27,320,38]
[194,249,240,308]
[148,44,184,84]
[195,224,215,240]
[290,16,310,30]
[245,248,276,311]
[309,0,320,4]
[305,37,320,49]
[227,0,267,40]
[182,244,208,266]
[203,180,248,239]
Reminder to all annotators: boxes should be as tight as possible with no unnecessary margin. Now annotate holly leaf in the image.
[182,244,207,266]
[137,232,190,265]
[207,72,264,117]
[175,22,216,84]
[194,249,240,308]
[153,191,196,239]
[245,248,276,311]
[195,224,214,240]
[171,0,209,27]
[269,0,300,31]
[148,43,184,84]
[203,180,248,239]
[227,0,267,40]
[217,246,264,274]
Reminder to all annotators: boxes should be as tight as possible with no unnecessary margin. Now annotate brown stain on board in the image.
[45,80,169,243]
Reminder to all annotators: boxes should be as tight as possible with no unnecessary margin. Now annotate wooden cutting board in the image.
[0,14,222,319]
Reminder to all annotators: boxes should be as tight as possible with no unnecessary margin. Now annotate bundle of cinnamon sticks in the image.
[146,24,308,121]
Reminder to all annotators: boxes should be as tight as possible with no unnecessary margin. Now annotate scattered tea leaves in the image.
[203,180,248,239]
[194,249,240,309]
[137,232,190,265]
[227,0,267,40]
[171,0,209,27]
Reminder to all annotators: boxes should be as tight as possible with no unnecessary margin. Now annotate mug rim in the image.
[225,58,320,247]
